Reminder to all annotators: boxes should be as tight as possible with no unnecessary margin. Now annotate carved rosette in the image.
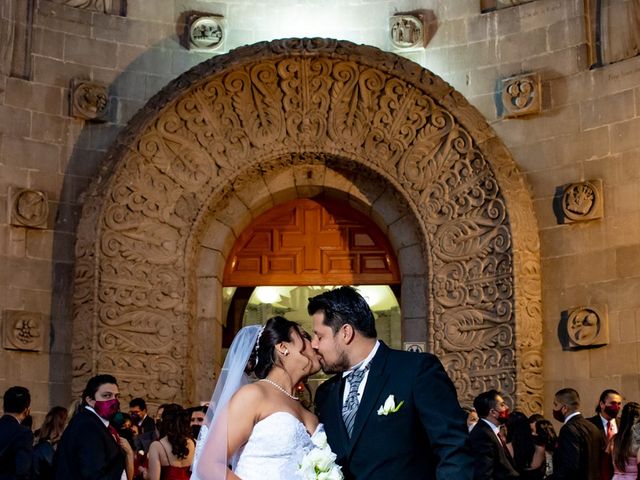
[565,305,609,349]
[70,79,109,121]
[10,187,49,228]
[72,39,542,412]
[3,310,45,351]
[389,15,424,50]
[188,15,224,51]
[562,179,604,223]
[501,73,541,118]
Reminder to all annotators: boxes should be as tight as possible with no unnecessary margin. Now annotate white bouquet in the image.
[298,429,344,480]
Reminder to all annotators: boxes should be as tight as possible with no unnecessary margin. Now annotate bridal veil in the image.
[191,324,262,480]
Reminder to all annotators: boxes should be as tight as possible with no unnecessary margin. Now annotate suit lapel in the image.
[348,343,390,451]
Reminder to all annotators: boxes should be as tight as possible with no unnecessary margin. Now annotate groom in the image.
[309,286,472,480]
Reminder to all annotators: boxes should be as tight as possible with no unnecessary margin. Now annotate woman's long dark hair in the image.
[535,419,557,452]
[37,406,68,443]
[159,404,191,460]
[613,401,640,472]
[506,411,536,472]
[248,316,305,379]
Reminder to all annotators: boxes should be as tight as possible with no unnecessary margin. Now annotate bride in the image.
[192,316,332,480]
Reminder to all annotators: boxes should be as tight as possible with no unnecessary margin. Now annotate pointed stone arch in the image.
[72,38,542,412]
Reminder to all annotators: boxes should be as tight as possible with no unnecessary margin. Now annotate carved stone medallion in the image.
[501,73,541,118]
[72,39,542,413]
[562,179,604,223]
[389,15,424,50]
[404,342,426,353]
[3,310,44,351]
[10,187,49,228]
[188,15,224,51]
[565,305,608,349]
[70,79,109,121]
[50,0,125,15]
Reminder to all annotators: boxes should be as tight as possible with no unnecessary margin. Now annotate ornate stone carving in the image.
[3,310,44,351]
[50,0,124,15]
[70,79,108,121]
[188,15,224,51]
[404,342,426,353]
[562,179,603,223]
[72,39,542,413]
[565,305,608,349]
[10,187,48,228]
[389,15,424,50]
[501,73,541,118]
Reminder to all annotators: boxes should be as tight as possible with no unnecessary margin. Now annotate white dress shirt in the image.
[341,340,380,403]
[564,411,581,424]
[598,413,618,435]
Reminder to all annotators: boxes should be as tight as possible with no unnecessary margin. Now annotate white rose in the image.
[322,465,344,480]
[377,394,396,415]
[312,429,328,449]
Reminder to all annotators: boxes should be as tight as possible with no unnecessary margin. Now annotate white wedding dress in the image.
[234,411,322,480]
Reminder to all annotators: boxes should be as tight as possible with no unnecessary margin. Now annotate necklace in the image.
[260,378,299,401]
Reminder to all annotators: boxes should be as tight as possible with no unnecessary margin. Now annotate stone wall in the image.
[0,0,638,422]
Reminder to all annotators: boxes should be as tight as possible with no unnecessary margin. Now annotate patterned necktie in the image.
[342,365,368,437]
[607,420,615,440]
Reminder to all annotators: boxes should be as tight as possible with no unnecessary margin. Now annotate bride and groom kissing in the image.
[192,286,473,480]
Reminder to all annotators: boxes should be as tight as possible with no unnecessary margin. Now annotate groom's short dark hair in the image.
[307,286,377,338]
[473,389,501,418]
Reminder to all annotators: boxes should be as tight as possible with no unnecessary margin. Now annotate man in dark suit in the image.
[468,389,519,479]
[586,389,622,480]
[310,286,472,480]
[548,387,604,480]
[129,397,156,454]
[54,374,132,480]
[0,386,33,480]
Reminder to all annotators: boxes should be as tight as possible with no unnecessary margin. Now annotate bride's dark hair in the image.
[248,316,303,379]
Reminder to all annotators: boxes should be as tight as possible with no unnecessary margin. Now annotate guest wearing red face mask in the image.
[53,374,134,480]
[587,389,623,480]
[469,389,520,480]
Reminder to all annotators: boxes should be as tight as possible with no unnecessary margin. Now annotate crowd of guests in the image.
[466,387,639,480]
[0,376,206,480]
[1,375,639,480]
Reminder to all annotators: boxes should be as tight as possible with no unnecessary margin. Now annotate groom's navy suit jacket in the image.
[315,342,472,480]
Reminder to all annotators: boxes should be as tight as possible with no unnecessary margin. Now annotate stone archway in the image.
[72,38,542,412]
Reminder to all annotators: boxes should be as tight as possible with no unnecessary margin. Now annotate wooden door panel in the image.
[224,197,400,286]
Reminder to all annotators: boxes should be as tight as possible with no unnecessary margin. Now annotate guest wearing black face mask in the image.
[469,389,520,480]
[129,398,156,456]
[187,406,207,441]
[587,389,623,480]
[548,387,604,480]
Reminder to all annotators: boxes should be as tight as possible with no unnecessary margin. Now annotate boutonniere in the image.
[377,394,404,416]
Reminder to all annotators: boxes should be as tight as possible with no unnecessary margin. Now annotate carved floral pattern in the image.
[562,179,604,223]
[3,310,44,351]
[72,39,542,412]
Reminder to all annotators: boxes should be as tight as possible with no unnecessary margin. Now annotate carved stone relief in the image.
[188,15,224,51]
[565,305,608,349]
[72,39,542,413]
[561,179,604,223]
[10,187,48,228]
[404,342,426,353]
[50,0,125,15]
[3,310,44,351]
[70,79,109,121]
[389,15,424,50]
[501,72,541,118]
